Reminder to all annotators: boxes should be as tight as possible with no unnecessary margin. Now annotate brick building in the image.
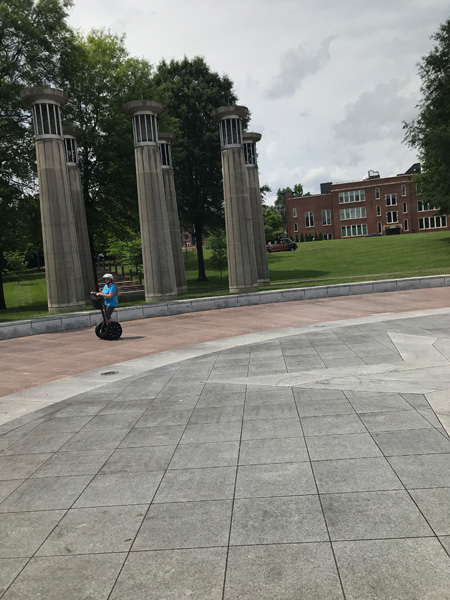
[286,164,449,241]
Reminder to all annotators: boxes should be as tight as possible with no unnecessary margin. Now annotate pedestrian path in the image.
[1,294,450,598]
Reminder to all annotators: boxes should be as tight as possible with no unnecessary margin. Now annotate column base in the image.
[48,303,86,314]
[177,286,188,294]
[258,279,271,287]
[229,285,259,294]
[145,293,178,303]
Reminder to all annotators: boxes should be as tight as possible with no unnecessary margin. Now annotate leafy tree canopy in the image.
[404,18,450,212]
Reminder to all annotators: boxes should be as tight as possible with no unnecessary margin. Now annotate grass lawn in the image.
[2,231,450,322]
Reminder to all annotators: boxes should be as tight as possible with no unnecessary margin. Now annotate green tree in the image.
[404,18,450,212]
[151,57,239,282]
[107,231,142,270]
[208,229,227,279]
[262,206,284,242]
[260,184,272,204]
[4,250,27,283]
[300,233,304,243]
[0,0,74,308]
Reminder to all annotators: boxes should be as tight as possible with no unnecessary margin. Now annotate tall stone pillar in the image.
[159,133,187,293]
[243,132,270,286]
[63,127,96,299]
[122,100,177,302]
[211,105,258,294]
[20,87,85,313]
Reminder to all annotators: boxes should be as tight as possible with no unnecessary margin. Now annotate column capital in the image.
[243,132,262,143]
[122,100,163,117]
[20,86,68,107]
[159,132,176,144]
[210,105,248,121]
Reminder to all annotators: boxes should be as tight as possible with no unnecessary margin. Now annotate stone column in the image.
[63,127,96,299]
[159,133,187,293]
[20,87,85,313]
[122,100,177,302]
[211,105,258,294]
[243,132,270,286]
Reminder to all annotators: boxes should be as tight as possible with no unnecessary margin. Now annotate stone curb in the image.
[1,274,449,341]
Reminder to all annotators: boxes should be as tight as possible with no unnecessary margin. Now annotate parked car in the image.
[266,238,298,252]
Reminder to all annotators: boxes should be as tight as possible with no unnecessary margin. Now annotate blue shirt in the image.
[103,283,118,307]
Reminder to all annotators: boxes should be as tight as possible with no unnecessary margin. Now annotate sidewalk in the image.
[1,289,450,598]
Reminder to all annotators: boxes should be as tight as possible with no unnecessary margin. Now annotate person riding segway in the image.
[91,274,122,340]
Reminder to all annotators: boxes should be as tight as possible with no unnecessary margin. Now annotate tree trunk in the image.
[0,250,6,309]
[195,223,208,282]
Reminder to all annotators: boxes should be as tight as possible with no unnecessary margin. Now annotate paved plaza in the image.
[1,293,450,598]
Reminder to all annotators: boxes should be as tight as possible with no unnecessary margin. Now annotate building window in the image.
[160,142,172,167]
[375,187,380,200]
[305,211,314,228]
[340,207,366,220]
[294,223,298,232]
[322,209,331,226]
[293,208,297,218]
[404,219,408,231]
[31,103,63,138]
[64,137,77,164]
[323,234,333,240]
[132,113,158,144]
[387,211,398,223]
[219,117,243,147]
[419,216,447,229]
[401,184,407,196]
[341,224,367,237]
[377,222,382,234]
[338,190,366,204]
[376,205,381,216]
[385,193,397,206]
[418,200,439,212]
[243,142,257,165]
[402,202,407,213]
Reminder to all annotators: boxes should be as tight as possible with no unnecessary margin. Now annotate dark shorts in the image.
[105,305,116,320]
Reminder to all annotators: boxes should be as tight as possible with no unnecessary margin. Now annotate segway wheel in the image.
[95,322,108,339]
[106,322,122,340]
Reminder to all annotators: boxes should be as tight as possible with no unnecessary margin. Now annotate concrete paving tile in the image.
[301,414,366,436]
[295,398,355,417]
[239,437,308,465]
[196,393,245,408]
[401,393,430,409]
[313,457,403,493]
[373,429,450,456]
[52,403,108,417]
[241,417,302,440]
[230,495,328,545]
[98,399,153,414]
[133,499,232,550]
[100,445,175,473]
[388,454,450,488]
[333,538,450,600]
[83,413,141,431]
[2,432,75,455]
[360,410,434,432]
[235,462,316,498]
[61,428,129,451]
[180,422,241,444]
[202,382,247,394]
[189,406,243,424]
[349,394,412,413]
[109,548,226,600]
[30,416,94,434]
[224,543,344,600]
[245,389,293,403]
[150,395,200,410]
[74,471,164,507]
[0,558,28,596]
[134,408,193,427]
[0,476,92,512]
[322,490,433,541]
[294,389,346,401]
[410,488,450,535]
[37,505,146,555]
[306,433,382,461]
[440,536,450,554]
[0,510,65,557]
[0,480,24,504]
[154,466,236,503]
[120,425,184,447]
[417,407,444,428]
[243,401,297,420]
[1,553,125,600]
[169,441,239,469]
[0,454,52,480]
[31,449,113,477]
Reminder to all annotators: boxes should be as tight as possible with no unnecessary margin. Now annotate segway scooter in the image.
[91,293,122,340]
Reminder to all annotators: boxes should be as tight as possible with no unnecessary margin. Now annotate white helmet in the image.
[103,273,114,281]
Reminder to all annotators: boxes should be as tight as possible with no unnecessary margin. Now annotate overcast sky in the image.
[68,0,449,204]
